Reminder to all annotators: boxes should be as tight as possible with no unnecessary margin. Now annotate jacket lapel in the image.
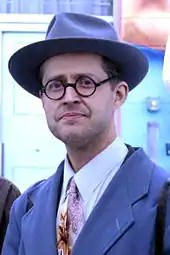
[73,183,134,255]
[21,162,64,255]
[72,148,154,255]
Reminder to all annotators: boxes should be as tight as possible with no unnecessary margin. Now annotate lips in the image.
[60,112,86,119]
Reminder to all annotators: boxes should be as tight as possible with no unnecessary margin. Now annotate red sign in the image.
[121,0,170,49]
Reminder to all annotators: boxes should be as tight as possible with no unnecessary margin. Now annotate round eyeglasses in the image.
[40,75,117,100]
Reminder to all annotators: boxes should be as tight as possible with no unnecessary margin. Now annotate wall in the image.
[121,45,170,171]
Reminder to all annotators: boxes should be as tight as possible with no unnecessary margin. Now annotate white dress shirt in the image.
[57,136,128,247]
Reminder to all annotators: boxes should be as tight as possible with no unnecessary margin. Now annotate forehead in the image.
[41,53,105,79]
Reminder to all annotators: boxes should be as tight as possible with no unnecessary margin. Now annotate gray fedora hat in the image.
[8,12,149,98]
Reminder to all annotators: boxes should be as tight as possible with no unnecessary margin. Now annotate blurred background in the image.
[0,0,170,192]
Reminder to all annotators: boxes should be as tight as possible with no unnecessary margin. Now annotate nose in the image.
[62,86,80,104]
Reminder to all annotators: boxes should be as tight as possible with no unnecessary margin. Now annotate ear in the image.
[39,90,45,108]
[39,90,43,98]
[113,82,129,110]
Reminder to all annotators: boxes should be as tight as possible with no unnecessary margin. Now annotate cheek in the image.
[42,101,56,121]
[99,92,114,109]
[86,91,114,115]
[91,99,114,119]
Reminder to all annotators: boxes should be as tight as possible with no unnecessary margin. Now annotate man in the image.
[0,177,20,253]
[2,12,170,255]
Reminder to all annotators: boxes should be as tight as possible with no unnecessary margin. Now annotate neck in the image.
[66,131,117,172]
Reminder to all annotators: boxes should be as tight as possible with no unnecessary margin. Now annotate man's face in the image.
[40,53,127,147]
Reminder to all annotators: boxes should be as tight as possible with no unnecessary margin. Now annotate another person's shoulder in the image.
[0,177,21,249]
[0,177,21,207]
[0,177,20,195]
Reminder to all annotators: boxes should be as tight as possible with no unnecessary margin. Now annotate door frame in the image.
[0,14,52,176]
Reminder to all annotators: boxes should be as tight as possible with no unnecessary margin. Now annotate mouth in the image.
[60,112,86,120]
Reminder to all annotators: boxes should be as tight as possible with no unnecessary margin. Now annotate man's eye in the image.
[47,81,63,91]
[77,77,94,87]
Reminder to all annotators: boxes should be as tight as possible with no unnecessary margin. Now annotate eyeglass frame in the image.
[40,73,118,100]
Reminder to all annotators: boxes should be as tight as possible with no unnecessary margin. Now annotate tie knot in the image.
[68,177,77,194]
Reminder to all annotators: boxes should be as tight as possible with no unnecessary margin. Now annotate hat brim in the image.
[8,38,149,98]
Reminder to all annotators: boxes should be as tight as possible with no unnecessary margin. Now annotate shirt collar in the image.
[63,136,128,202]
[62,156,74,202]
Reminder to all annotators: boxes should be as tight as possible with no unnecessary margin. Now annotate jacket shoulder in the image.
[12,160,64,219]
[152,164,170,189]
[148,163,170,206]
[12,173,56,218]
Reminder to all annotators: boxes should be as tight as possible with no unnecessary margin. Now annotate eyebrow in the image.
[43,72,102,85]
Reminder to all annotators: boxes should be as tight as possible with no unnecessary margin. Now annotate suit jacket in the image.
[0,178,21,253]
[2,148,170,255]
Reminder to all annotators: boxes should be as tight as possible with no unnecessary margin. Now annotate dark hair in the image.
[101,56,122,87]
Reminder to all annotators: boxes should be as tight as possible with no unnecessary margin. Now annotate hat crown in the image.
[8,12,149,98]
[46,12,118,41]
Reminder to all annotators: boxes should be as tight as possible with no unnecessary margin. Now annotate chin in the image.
[49,122,82,139]
[58,131,89,147]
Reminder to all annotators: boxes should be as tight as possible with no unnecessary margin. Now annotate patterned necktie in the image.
[67,177,84,244]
